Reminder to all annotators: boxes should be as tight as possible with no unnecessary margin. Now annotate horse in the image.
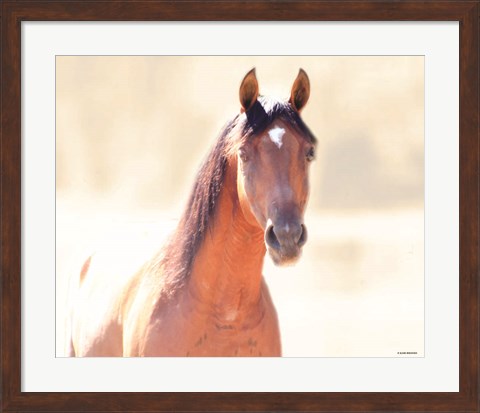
[67,68,316,357]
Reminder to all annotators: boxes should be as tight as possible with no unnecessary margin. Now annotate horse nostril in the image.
[266,222,307,249]
[265,225,281,250]
[298,224,307,247]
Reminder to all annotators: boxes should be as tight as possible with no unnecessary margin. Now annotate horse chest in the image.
[134,296,281,357]
[185,318,280,357]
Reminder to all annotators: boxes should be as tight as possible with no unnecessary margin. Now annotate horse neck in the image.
[186,162,266,323]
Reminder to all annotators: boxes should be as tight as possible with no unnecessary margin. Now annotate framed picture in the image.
[1,1,478,412]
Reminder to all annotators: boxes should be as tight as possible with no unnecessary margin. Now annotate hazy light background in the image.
[56,56,424,357]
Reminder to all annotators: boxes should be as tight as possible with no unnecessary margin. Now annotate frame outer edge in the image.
[0,1,479,412]
[459,2,480,411]
[1,2,22,412]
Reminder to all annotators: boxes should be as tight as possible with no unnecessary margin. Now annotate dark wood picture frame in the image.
[1,1,479,412]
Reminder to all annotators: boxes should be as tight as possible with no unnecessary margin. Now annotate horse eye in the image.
[239,150,249,162]
[306,147,315,162]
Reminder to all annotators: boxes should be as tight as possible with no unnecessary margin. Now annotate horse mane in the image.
[153,96,316,292]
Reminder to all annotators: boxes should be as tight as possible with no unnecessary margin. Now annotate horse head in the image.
[235,68,316,266]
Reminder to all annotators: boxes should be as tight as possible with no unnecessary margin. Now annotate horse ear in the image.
[290,69,310,112]
[239,68,259,112]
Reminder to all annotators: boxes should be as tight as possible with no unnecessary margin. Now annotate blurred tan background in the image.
[56,56,424,357]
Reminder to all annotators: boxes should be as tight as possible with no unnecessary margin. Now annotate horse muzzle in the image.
[264,220,307,266]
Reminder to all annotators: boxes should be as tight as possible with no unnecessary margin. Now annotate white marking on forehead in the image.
[268,126,286,149]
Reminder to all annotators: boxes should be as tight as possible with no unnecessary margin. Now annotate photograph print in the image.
[56,56,424,357]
